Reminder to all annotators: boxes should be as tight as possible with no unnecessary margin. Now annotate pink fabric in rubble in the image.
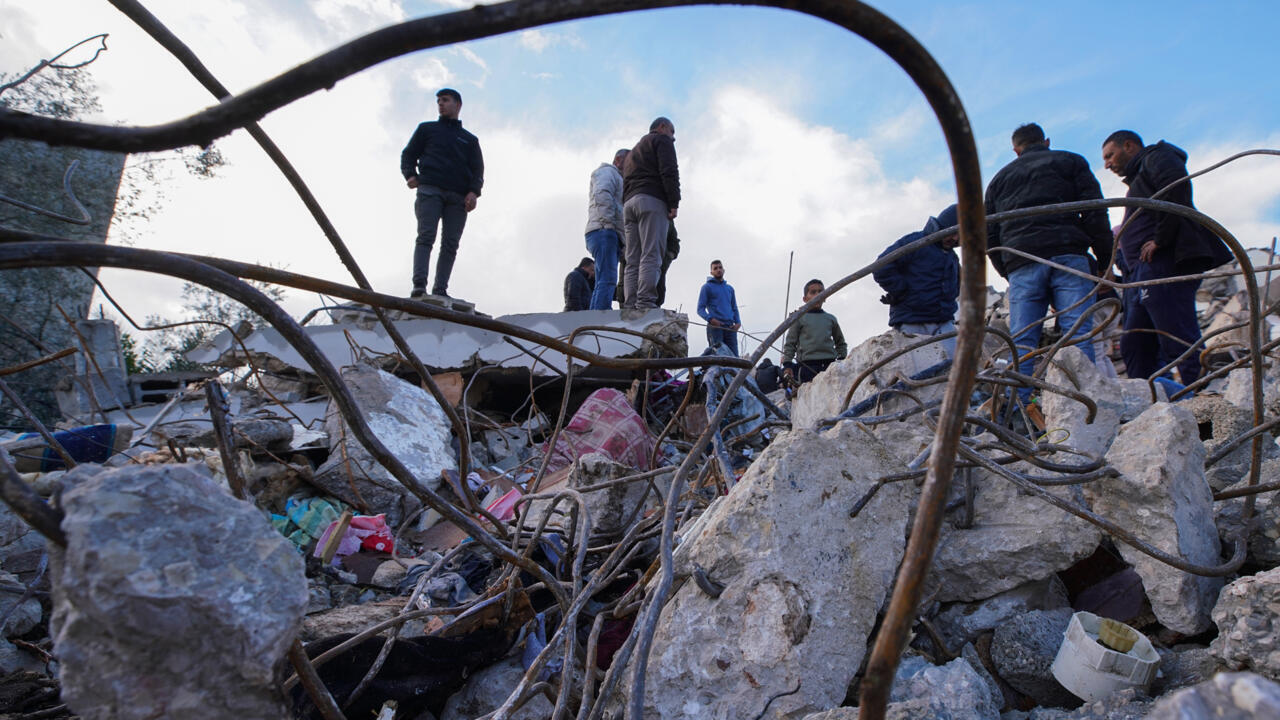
[543,388,653,472]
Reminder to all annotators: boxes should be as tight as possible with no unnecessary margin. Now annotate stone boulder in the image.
[440,655,551,720]
[1042,346,1156,460]
[930,463,1100,602]
[933,577,1069,651]
[615,420,911,718]
[989,608,1077,707]
[1224,363,1280,419]
[568,453,652,536]
[884,654,1001,720]
[1095,403,1223,634]
[1210,567,1280,681]
[1146,672,1280,719]
[1214,464,1280,569]
[0,569,41,637]
[1184,393,1276,491]
[0,501,46,583]
[312,363,455,528]
[50,464,308,720]
[790,330,950,429]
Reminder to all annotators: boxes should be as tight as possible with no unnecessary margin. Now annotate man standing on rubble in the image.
[622,117,680,309]
[400,88,484,299]
[986,123,1113,407]
[873,203,961,357]
[698,259,741,356]
[1102,130,1232,385]
[585,149,629,310]
[564,257,595,311]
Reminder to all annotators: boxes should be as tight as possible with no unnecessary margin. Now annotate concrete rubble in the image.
[1209,566,1280,681]
[1146,671,1280,719]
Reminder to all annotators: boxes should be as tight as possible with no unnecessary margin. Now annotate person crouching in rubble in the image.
[782,279,848,384]
[872,203,961,358]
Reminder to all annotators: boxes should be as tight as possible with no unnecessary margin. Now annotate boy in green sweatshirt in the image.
[782,279,848,384]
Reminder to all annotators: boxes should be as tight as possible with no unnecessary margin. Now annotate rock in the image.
[930,464,1101,602]
[157,416,294,451]
[1094,403,1223,634]
[0,569,41,637]
[1184,394,1275,491]
[0,636,44,675]
[615,420,911,719]
[885,654,1001,720]
[962,642,1006,714]
[934,577,1069,650]
[50,464,308,720]
[301,599,406,643]
[989,608,1077,707]
[569,453,651,536]
[1210,567,1280,681]
[1214,466,1280,569]
[312,363,456,528]
[1022,687,1152,719]
[0,501,46,583]
[1224,363,1280,418]
[1042,347,1155,459]
[1152,645,1218,695]
[790,330,950,429]
[1146,671,1280,719]
[440,655,551,720]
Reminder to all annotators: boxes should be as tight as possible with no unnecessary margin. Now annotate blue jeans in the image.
[413,186,467,295]
[585,228,620,310]
[706,326,739,356]
[1007,254,1096,401]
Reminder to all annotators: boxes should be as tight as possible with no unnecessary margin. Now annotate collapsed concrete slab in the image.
[50,464,308,720]
[615,420,911,718]
[187,308,688,376]
[1210,566,1280,681]
[1095,403,1223,634]
[1145,672,1280,720]
[311,364,455,528]
[790,329,950,429]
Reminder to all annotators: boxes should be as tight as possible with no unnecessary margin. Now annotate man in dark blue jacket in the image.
[697,259,741,356]
[563,258,595,311]
[400,88,484,298]
[1102,130,1232,384]
[873,204,961,356]
[986,123,1113,402]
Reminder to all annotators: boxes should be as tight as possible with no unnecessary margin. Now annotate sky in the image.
[2,0,1279,359]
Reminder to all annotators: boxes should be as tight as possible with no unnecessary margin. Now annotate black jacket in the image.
[623,132,680,208]
[984,144,1112,278]
[1120,141,1232,273]
[400,118,484,196]
[563,267,594,311]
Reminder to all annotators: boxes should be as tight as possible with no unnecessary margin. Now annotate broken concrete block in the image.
[312,364,456,528]
[1185,393,1276,491]
[1224,362,1280,419]
[1016,686,1153,719]
[1152,645,1219,695]
[50,464,308,720]
[1146,672,1280,719]
[886,654,1001,720]
[933,576,1069,651]
[301,599,406,643]
[1095,402,1223,634]
[930,464,1101,602]
[1042,347,1151,459]
[569,453,650,536]
[1210,567,1280,681]
[790,329,950,429]
[439,655,551,720]
[0,502,45,583]
[614,420,911,718]
[0,569,41,637]
[990,607,1078,707]
[1214,464,1280,569]
[0,637,44,675]
[157,416,294,451]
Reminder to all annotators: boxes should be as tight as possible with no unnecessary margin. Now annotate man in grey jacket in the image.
[622,117,680,309]
[584,149,628,310]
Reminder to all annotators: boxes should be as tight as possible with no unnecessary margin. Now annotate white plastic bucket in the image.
[1050,611,1160,702]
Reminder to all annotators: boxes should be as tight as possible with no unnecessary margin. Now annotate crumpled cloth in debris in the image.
[522,611,565,680]
[14,424,132,472]
[313,514,395,565]
[424,572,479,606]
[542,388,653,472]
[272,495,347,550]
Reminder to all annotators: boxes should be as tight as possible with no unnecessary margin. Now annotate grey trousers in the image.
[622,193,668,309]
[413,185,467,295]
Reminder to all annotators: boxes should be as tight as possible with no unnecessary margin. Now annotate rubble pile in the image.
[2,255,1280,720]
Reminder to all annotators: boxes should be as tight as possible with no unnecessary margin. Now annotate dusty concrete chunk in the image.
[886,655,1001,720]
[790,330,950,429]
[1214,464,1280,569]
[616,420,911,719]
[930,465,1100,602]
[569,453,651,536]
[990,608,1077,707]
[50,464,308,720]
[312,363,455,527]
[156,416,294,451]
[1042,347,1152,459]
[0,501,47,583]
[0,569,41,637]
[1146,671,1280,719]
[1210,567,1280,681]
[1184,394,1276,491]
[440,655,551,720]
[933,577,1069,650]
[1095,402,1223,634]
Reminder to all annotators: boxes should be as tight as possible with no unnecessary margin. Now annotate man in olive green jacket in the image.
[782,278,848,384]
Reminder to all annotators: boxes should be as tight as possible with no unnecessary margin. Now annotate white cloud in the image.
[518,29,584,54]
[412,58,452,90]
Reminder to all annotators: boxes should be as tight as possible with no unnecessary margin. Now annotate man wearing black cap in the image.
[400,88,485,298]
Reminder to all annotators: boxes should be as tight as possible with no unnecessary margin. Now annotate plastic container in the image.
[1050,611,1160,702]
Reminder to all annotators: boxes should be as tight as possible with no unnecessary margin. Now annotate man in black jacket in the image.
[400,88,484,298]
[622,117,680,309]
[986,123,1112,402]
[563,258,595,311]
[1103,130,1231,384]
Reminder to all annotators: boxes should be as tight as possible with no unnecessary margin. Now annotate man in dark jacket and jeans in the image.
[1102,130,1232,384]
[873,204,961,357]
[986,123,1113,402]
[400,88,484,298]
[622,117,680,309]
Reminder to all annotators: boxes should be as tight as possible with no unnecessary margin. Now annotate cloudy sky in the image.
[3,0,1278,357]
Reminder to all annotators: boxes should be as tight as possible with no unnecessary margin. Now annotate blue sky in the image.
[3,0,1278,355]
